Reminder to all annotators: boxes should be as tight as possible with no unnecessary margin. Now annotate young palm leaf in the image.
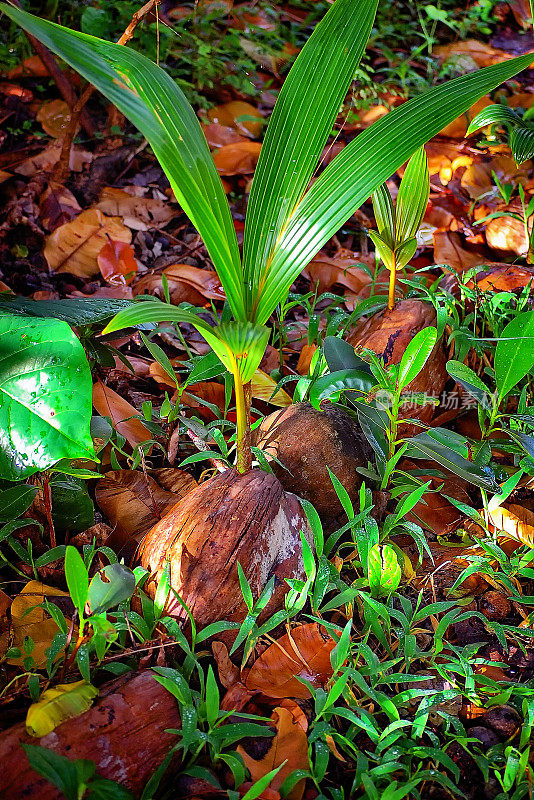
[467,104,534,165]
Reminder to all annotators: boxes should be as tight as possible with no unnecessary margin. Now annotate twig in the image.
[53,0,160,184]
[9,0,94,137]
[42,472,56,549]
[185,428,228,473]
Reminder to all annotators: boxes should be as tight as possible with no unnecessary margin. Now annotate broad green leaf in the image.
[0,296,133,326]
[394,237,418,271]
[22,745,96,800]
[0,314,94,480]
[397,327,437,390]
[309,369,376,409]
[88,563,136,615]
[368,230,394,271]
[243,0,379,319]
[26,681,98,737]
[495,311,534,400]
[446,360,491,410]
[368,544,401,598]
[103,301,269,383]
[50,476,95,533]
[252,51,534,325]
[405,431,501,492]
[0,485,38,523]
[372,184,396,247]
[395,147,429,243]
[0,4,244,321]
[323,336,372,374]
[65,545,89,616]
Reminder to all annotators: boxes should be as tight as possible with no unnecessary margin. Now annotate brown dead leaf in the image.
[15,141,92,177]
[488,504,534,547]
[45,209,131,277]
[92,380,151,448]
[485,200,528,256]
[246,622,335,699]
[39,181,82,232]
[474,264,534,292]
[7,54,49,78]
[98,240,138,285]
[461,156,531,200]
[202,123,247,148]
[95,187,174,231]
[238,705,308,800]
[95,469,194,543]
[207,100,263,138]
[36,99,72,138]
[296,344,317,375]
[232,4,276,30]
[436,40,520,68]
[213,141,262,175]
[424,140,473,186]
[508,0,533,28]
[304,250,373,295]
[2,581,71,668]
[164,264,226,301]
[433,231,493,272]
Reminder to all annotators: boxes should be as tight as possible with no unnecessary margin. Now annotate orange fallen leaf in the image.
[203,122,247,148]
[163,264,226,301]
[92,380,151,448]
[488,504,534,548]
[39,181,82,232]
[207,100,263,138]
[8,54,49,78]
[237,705,309,800]
[251,370,292,407]
[213,141,262,175]
[435,40,519,69]
[45,209,131,278]
[433,231,492,273]
[303,249,373,294]
[36,98,72,138]
[98,239,138,285]
[440,96,492,139]
[246,622,335,699]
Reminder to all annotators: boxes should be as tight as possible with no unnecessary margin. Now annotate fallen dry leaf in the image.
[15,141,92,177]
[474,264,534,292]
[7,54,49,78]
[251,369,292,407]
[163,264,226,300]
[36,98,72,138]
[207,100,263,138]
[213,141,262,175]
[95,469,196,543]
[237,705,308,800]
[461,156,531,200]
[1,581,71,668]
[92,380,151,448]
[39,181,82,232]
[424,140,473,185]
[246,622,335,699]
[98,239,138,285]
[45,209,131,277]
[436,40,519,68]
[488,504,534,547]
[303,249,373,294]
[485,201,528,256]
[95,187,175,231]
[440,96,493,139]
[433,231,493,272]
[202,122,247,148]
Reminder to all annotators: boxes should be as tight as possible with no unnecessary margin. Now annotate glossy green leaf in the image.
[0,485,38,523]
[397,327,437,390]
[405,431,501,492]
[0,4,244,321]
[323,336,373,374]
[0,314,94,480]
[368,544,401,598]
[394,237,418,271]
[51,476,94,533]
[395,147,429,242]
[309,369,376,410]
[65,545,89,617]
[88,563,136,615]
[372,184,395,247]
[368,230,394,271]
[0,296,133,326]
[446,360,491,410]
[22,745,94,800]
[103,301,269,383]
[495,311,534,400]
[467,104,534,164]
[243,0,379,320]
[252,51,534,325]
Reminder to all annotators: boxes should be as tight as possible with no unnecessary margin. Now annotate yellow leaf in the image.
[5,581,71,669]
[251,369,292,407]
[26,680,99,737]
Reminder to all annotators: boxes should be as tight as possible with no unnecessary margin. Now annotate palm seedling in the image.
[3,0,534,476]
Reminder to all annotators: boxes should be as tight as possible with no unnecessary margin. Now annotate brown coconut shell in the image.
[346,299,448,426]
[255,402,373,522]
[139,468,310,631]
